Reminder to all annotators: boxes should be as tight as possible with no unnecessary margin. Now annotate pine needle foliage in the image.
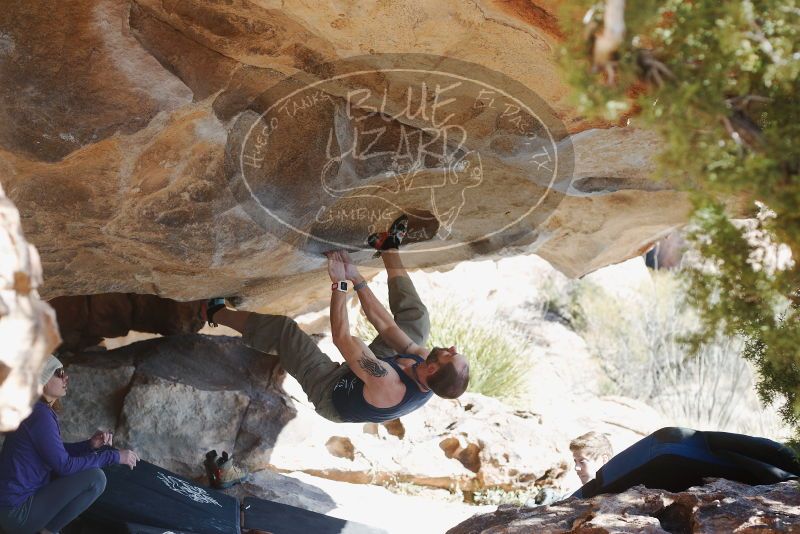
[559,1,800,442]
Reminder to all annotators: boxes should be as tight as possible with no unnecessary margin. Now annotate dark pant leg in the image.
[241,313,345,421]
[12,468,106,533]
[369,276,431,359]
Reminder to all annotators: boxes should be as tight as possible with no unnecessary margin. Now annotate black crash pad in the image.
[121,524,194,534]
[573,427,800,499]
[242,496,387,534]
[67,522,194,534]
[79,459,240,534]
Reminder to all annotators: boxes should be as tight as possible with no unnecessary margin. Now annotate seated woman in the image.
[0,355,139,534]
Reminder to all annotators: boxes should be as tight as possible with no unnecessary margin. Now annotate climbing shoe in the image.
[205,298,227,327]
[203,449,220,483]
[212,451,250,489]
[204,449,249,488]
[367,214,409,258]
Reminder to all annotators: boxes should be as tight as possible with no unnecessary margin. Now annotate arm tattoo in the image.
[402,341,413,353]
[358,352,388,378]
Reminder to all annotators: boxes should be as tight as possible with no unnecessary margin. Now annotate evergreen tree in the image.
[559,1,800,442]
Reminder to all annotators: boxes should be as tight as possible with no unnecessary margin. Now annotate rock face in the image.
[266,393,568,494]
[60,334,290,475]
[447,479,800,533]
[0,183,61,431]
[49,293,204,351]
[0,1,690,314]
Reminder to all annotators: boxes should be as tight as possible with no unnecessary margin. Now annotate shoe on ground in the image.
[206,450,249,489]
[205,298,228,327]
[203,449,219,483]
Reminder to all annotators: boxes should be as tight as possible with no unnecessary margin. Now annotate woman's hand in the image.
[89,430,113,449]
[118,449,140,470]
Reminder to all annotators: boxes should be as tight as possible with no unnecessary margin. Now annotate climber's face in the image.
[426,346,460,368]
[572,451,608,485]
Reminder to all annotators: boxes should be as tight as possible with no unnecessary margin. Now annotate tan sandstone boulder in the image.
[0,1,689,316]
[60,334,288,475]
[117,374,249,475]
[0,0,696,434]
[0,183,61,430]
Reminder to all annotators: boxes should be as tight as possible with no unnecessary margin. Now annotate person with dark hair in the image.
[0,355,139,534]
[206,216,470,423]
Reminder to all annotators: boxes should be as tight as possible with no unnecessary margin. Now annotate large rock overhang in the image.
[0,1,689,315]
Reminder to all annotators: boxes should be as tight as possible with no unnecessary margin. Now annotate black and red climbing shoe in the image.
[367,214,409,257]
[205,298,227,327]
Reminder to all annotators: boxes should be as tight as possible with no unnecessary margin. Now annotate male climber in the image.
[205,216,470,423]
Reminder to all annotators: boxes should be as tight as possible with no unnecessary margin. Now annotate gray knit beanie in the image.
[39,355,64,386]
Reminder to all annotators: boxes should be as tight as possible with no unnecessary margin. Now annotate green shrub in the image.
[559,0,800,440]
[470,487,542,507]
[427,306,529,402]
[569,270,787,438]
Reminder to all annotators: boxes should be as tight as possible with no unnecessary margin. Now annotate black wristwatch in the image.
[331,281,348,292]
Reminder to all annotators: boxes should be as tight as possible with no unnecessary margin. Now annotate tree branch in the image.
[593,0,626,83]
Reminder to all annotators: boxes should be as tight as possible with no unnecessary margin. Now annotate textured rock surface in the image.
[60,334,289,475]
[58,361,135,441]
[447,479,800,534]
[264,393,567,492]
[118,374,249,474]
[275,381,663,496]
[0,0,689,314]
[49,293,204,351]
[0,183,61,430]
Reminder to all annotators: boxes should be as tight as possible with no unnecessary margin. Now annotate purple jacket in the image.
[0,401,119,507]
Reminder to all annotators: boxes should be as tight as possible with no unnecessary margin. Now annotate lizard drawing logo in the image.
[231,54,571,260]
[156,471,222,507]
[317,91,484,238]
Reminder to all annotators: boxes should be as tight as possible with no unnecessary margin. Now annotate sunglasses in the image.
[54,368,67,379]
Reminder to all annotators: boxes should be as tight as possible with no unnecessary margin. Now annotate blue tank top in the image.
[331,354,433,423]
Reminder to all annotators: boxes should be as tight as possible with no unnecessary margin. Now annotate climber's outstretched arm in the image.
[328,252,401,385]
[339,251,427,358]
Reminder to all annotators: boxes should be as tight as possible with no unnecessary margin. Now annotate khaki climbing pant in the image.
[241,275,430,422]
